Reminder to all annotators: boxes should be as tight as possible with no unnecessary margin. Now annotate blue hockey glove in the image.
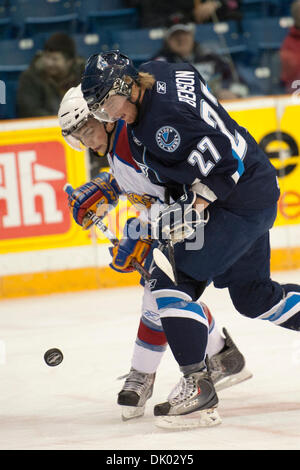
[68,172,121,229]
[153,188,208,243]
[109,217,152,273]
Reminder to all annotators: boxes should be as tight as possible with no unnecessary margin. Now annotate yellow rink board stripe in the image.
[0,267,140,299]
[271,247,300,271]
[0,247,299,299]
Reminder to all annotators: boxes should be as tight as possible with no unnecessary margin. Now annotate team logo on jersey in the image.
[127,192,156,209]
[157,81,166,94]
[156,126,181,152]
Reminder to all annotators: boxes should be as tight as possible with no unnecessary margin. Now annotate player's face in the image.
[72,118,108,153]
[94,95,138,124]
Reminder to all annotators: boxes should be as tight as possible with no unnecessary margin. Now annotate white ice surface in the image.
[0,270,300,450]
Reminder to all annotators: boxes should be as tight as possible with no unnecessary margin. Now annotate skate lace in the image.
[123,369,154,397]
[168,375,197,406]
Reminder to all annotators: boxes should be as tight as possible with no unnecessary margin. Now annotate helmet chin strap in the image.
[100,122,117,157]
[128,83,141,106]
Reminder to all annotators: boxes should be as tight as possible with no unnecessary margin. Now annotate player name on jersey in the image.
[175,70,196,108]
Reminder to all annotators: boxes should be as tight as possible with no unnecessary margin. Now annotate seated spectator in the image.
[17,32,85,118]
[153,23,248,100]
[280,0,300,94]
[125,0,241,28]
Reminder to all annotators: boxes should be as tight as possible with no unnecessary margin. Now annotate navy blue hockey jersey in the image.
[127,61,280,210]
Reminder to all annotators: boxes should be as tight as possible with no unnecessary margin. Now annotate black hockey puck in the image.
[44,348,63,367]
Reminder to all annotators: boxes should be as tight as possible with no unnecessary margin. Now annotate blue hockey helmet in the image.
[81,50,138,116]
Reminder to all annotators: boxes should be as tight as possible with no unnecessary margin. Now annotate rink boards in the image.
[0,95,300,298]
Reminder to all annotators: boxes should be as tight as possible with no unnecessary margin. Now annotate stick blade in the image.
[153,247,176,284]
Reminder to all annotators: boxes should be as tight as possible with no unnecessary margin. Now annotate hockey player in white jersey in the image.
[58,85,252,424]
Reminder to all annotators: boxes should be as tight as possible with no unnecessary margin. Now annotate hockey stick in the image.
[63,184,151,282]
[164,188,178,286]
[152,245,176,284]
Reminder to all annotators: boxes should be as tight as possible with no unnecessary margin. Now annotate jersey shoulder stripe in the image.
[112,120,141,171]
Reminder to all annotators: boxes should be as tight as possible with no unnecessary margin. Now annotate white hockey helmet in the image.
[58,84,92,150]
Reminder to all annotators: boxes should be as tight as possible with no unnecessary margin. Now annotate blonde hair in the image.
[137,72,156,90]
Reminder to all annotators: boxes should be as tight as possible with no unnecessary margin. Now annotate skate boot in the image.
[154,369,221,430]
[118,368,156,421]
[210,328,253,392]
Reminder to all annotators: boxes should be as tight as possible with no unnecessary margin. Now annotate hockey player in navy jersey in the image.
[80,50,300,429]
[80,50,300,428]
[58,85,252,425]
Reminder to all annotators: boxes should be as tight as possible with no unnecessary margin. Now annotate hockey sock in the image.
[131,300,224,373]
[154,290,209,371]
[131,286,168,374]
[260,283,300,331]
[255,283,300,331]
[200,301,225,357]
[132,317,167,374]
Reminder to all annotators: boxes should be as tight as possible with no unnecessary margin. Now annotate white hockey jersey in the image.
[106,120,168,221]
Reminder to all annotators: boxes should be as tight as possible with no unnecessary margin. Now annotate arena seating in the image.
[110,28,164,66]
[73,31,112,58]
[8,0,78,37]
[0,0,295,119]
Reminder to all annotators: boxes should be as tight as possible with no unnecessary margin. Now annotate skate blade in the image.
[155,408,221,430]
[215,368,253,392]
[121,405,145,421]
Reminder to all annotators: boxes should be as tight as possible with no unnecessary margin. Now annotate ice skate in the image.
[210,328,253,392]
[154,370,221,430]
[118,368,155,421]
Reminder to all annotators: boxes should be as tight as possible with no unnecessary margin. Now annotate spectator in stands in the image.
[17,32,85,118]
[280,0,300,94]
[126,0,241,28]
[152,22,248,100]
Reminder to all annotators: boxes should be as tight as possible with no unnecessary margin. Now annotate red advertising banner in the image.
[0,141,70,239]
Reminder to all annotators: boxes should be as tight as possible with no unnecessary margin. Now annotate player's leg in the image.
[229,280,300,330]
[146,205,277,428]
[118,286,229,421]
[130,289,225,373]
[149,268,221,429]
[117,245,225,422]
[118,213,252,419]
[221,233,300,331]
[118,286,166,421]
